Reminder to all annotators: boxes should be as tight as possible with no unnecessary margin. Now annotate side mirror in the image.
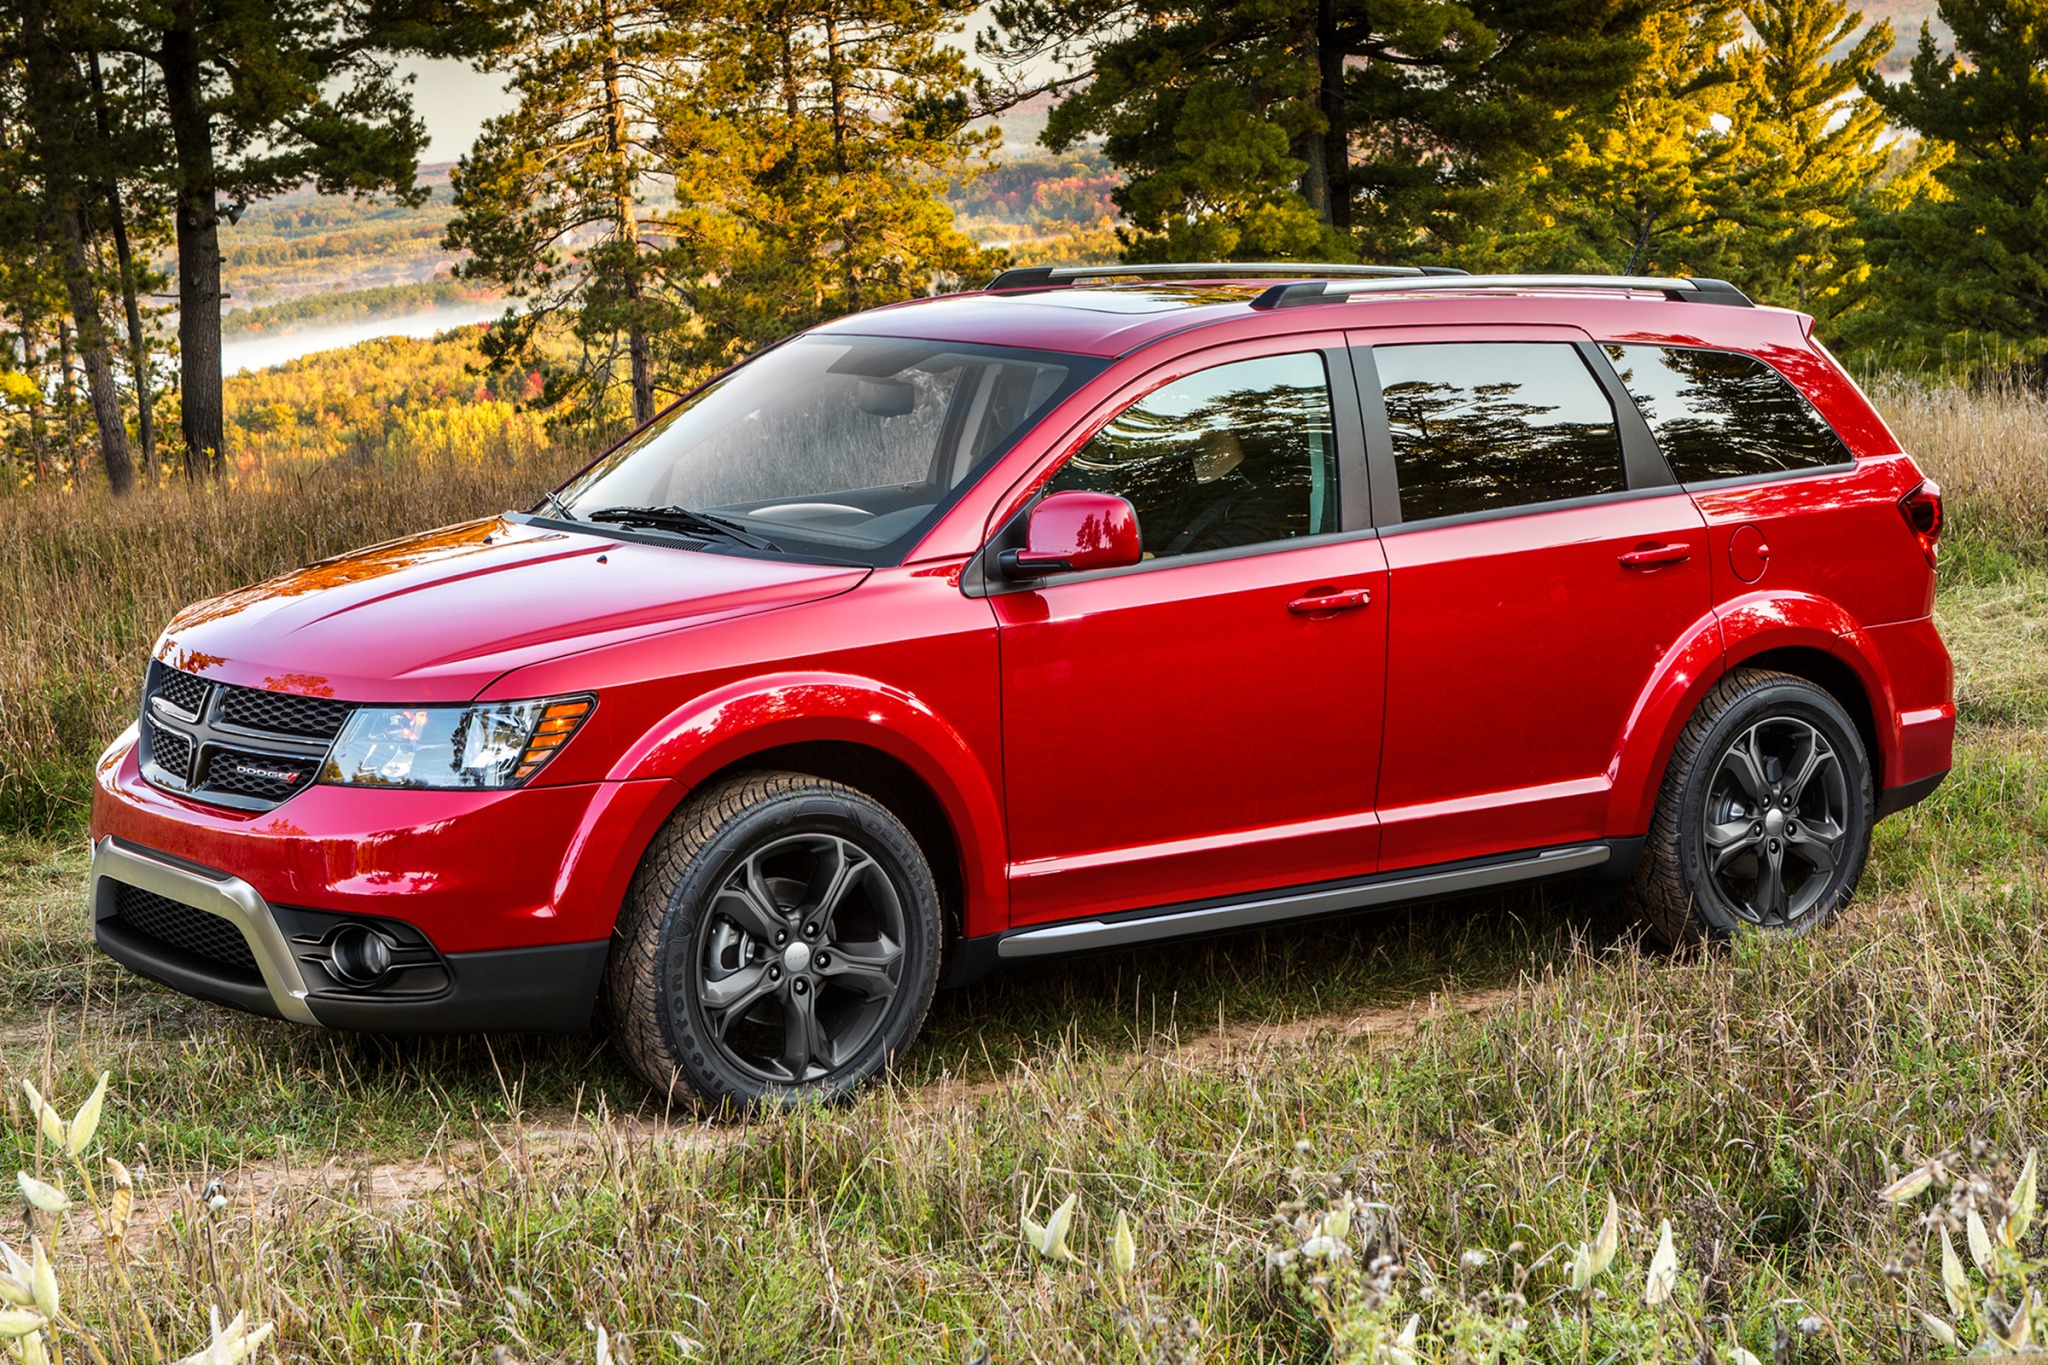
[998,490,1142,580]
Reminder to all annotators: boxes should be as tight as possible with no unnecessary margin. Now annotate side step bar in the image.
[995,843,1612,960]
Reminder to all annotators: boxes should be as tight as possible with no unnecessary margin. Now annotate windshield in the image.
[554,335,1098,563]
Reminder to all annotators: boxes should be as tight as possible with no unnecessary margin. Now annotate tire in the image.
[603,771,942,1108]
[1628,668,1874,946]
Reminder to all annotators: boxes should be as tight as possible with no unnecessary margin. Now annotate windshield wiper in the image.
[534,488,576,521]
[583,504,781,552]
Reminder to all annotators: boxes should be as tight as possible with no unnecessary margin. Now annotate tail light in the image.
[1899,478,1943,567]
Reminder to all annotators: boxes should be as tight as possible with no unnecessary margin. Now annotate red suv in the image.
[88,265,1955,1104]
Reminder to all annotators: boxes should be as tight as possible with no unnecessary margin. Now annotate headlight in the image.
[319,696,594,790]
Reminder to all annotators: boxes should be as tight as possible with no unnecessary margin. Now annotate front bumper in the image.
[90,837,611,1032]
[88,729,683,1033]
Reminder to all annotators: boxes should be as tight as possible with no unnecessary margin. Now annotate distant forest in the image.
[4,0,2047,494]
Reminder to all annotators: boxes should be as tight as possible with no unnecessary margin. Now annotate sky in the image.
[396,57,515,163]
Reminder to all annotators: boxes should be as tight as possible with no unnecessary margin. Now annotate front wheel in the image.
[1628,669,1874,945]
[604,771,942,1107]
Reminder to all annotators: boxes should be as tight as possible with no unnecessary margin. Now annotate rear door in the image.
[990,338,1390,926]
[1352,327,1714,870]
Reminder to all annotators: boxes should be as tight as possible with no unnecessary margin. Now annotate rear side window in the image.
[1373,343,1625,522]
[1603,345,1850,482]
[1044,352,1338,559]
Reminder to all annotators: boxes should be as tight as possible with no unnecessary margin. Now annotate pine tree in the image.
[446,0,682,427]
[1533,0,1745,275]
[1718,0,1892,315]
[659,0,994,373]
[103,0,515,478]
[9,0,135,494]
[1860,0,2048,367]
[983,0,1661,262]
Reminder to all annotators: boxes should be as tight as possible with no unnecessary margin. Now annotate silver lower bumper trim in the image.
[88,836,318,1025]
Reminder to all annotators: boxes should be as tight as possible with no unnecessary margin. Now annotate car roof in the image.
[808,276,1817,359]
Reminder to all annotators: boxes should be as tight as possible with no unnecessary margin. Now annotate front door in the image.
[1354,330,1714,870]
[993,345,1390,926]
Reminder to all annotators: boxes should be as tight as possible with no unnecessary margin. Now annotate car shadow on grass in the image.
[2,875,1641,1161]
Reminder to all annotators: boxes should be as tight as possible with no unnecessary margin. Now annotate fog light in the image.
[329,925,394,987]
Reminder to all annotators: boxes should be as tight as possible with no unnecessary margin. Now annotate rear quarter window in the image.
[1603,345,1851,483]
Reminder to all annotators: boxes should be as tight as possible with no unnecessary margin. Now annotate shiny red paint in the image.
[1009,490,1142,574]
[1373,492,1713,869]
[90,278,1955,993]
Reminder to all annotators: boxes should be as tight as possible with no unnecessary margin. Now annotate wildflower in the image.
[1878,1163,1939,1204]
[1571,1193,1621,1292]
[14,1173,67,1215]
[1940,1225,1970,1317]
[173,1309,274,1365]
[19,1085,65,1153]
[1966,1206,1995,1274]
[0,1245,31,1308]
[66,1073,110,1157]
[1111,1210,1137,1279]
[27,1241,55,1320]
[0,1308,48,1341]
[2008,1149,2038,1245]
[1643,1220,1678,1307]
[1021,1191,1078,1262]
[1919,1312,1960,1350]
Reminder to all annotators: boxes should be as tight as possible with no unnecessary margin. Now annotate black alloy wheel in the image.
[605,772,942,1107]
[694,832,908,1085]
[1695,714,1852,926]
[1629,668,1874,944]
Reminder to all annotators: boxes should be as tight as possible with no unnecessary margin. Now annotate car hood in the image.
[154,516,870,703]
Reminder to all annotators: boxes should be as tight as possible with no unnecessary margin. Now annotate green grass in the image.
[0,569,2043,1362]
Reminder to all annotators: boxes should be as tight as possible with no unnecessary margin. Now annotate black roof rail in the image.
[982,261,1471,291]
[1250,273,1755,310]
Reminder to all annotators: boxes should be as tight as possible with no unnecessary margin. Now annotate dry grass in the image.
[1866,372,2048,567]
[0,373,2041,1360]
[0,445,594,832]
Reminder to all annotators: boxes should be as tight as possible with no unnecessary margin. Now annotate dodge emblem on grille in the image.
[232,762,304,785]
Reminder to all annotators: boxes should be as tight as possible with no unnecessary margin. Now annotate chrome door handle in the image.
[1618,543,1692,568]
[1287,587,1372,614]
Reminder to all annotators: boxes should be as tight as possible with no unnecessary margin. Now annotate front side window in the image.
[558,335,1094,563]
[1374,342,1626,522]
[1604,344,1850,482]
[1042,352,1338,559]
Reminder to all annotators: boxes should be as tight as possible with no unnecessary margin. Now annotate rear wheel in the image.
[604,771,942,1107]
[1629,669,1873,945]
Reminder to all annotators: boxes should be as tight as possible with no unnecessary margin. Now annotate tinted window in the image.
[560,336,1086,562]
[1604,345,1850,482]
[1045,353,1337,558]
[1375,343,1625,521]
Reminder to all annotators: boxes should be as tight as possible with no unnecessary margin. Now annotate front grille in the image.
[153,666,209,717]
[144,724,192,783]
[141,663,352,812]
[204,751,322,802]
[217,687,350,740]
[111,883,259,974]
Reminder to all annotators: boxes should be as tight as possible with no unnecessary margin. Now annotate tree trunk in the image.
[827,16,859,311]
[19,0,136,494]
[163,15,227,479]
[601,0,655,425]
[55,204,136,495]
[91,53,157,479]
[58,320,82,469]
[1316,0,1351,233]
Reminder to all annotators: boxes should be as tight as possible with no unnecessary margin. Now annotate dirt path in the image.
[122,981,1520,1234]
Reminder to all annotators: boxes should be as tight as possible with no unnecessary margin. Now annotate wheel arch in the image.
[1731,645,1884,794]
[1608,594,1892,836]
[606,672,1008,938]
[688,740,968,947]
